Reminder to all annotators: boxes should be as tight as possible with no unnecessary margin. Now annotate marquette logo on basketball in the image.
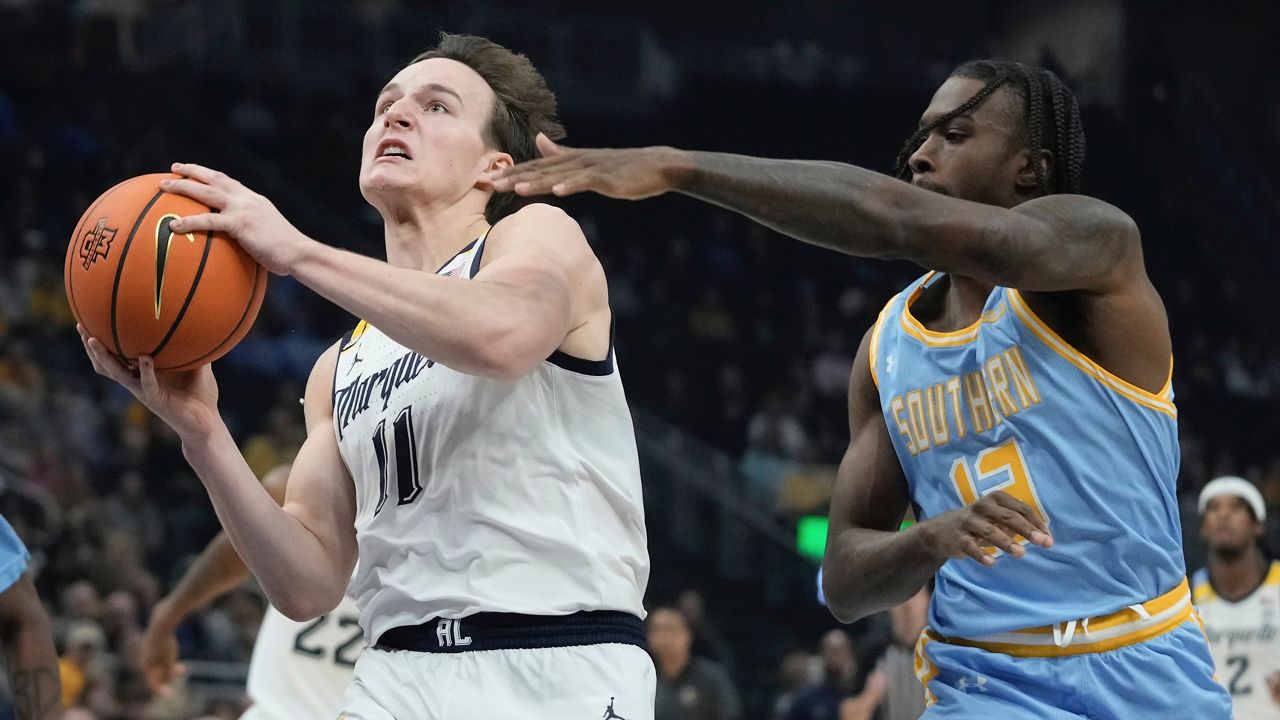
[79,218,118,270]
[153,214,196,318]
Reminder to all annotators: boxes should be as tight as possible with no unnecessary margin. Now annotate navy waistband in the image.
[375,610,647,654]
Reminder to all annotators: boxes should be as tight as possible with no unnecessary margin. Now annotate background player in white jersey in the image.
[140,464,361,719]
[78,32,654,719]
[1193,476,1280,718]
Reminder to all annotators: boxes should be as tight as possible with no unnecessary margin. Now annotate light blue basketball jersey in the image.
[0,514,31,595]
[870,272,1184,638]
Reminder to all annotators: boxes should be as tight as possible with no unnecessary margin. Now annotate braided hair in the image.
[892,60,1086,196]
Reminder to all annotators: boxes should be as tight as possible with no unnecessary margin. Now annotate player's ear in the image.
[1014,147,1053,195]
[478,152,514,189]
[485,152,514,175]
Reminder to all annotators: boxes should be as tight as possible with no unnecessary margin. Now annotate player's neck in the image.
[915,273,995,332]
[381,200,490,272]
[1209,545,1268,601]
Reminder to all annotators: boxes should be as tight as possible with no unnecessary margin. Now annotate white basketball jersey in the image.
[1192,561,1280,720]
[331,235,649,642]
[243,595,363,719]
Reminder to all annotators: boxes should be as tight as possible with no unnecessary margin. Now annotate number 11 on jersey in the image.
[372,405,423,515]
[949,439,1050,555]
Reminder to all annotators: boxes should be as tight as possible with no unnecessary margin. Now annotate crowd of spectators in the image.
[1,2,1278,719]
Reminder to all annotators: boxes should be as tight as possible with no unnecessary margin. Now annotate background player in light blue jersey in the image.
[493,59,1231,718]
[0,514,61,719]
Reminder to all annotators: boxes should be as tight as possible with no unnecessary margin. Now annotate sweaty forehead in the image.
[919,76,1020,130]
[386,57,495,110]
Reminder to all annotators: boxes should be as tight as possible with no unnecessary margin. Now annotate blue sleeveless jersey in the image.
[0,514,30,594]
[870,272,1184,638]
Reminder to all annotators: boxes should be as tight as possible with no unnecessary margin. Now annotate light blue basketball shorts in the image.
[914,620,1231,719]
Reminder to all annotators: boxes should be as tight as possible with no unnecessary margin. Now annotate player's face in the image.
[1201,495,1263,553]
[359,58,510,211]
[908,78,1028,208]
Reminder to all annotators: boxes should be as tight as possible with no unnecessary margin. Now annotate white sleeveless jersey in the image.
[243,595,363,719]
[331,235,649,642]
[1192,560,1280,720]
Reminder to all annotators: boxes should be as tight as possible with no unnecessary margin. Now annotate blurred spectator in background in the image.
[650,606,743,720]
[785,630,884,720]
[679,589,735,672]
[872,587,929,720]
[59,620,106,708]
[770,650,816,720]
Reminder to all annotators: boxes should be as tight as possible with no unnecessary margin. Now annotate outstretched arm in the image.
[0,574,61,720]
[163,164,601,380]
[490,136,1141,293]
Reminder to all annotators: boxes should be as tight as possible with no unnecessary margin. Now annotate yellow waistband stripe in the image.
[913,629,940,707]
[928,578,1192,658]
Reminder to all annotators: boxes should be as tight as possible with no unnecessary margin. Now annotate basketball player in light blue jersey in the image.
[0,514,60,719]
[492,60,1231,718]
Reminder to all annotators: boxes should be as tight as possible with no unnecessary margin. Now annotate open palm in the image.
[489,133,690,200]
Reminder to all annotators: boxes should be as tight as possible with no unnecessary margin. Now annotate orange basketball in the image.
[64,173,266,371]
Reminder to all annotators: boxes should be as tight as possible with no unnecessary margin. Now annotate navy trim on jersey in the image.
[436,238,478,274]
[546,316,616,376]
[374,610,645,654]
[467,230,489,278]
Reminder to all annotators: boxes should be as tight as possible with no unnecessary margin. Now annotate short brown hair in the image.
[411,33,566,222]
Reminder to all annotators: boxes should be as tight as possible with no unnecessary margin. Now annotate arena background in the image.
[1,1,1277,718]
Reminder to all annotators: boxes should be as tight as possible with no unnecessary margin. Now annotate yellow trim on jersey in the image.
[1192,582,1217,604]
[900,272,982,346]
[1006,289,1177,419]
[868,294,897,389]
[898,272,1009,347]
[913,629,940,707]
[1192,562,1280,604]
[930,578,1192,658]
[340,320,370,352]
[1266,560,1280,586]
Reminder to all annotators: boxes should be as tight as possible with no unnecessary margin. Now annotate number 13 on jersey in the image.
[949,439,1050,555]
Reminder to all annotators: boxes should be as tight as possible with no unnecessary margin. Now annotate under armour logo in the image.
[956,675,988,693]
[602,697,627,720]
[886,354,897,374]
[435,619,472,648]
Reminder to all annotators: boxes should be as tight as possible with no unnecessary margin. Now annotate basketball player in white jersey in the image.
[1192,476,1280,719]
[77,33,654,719]
[140,464,362,718]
